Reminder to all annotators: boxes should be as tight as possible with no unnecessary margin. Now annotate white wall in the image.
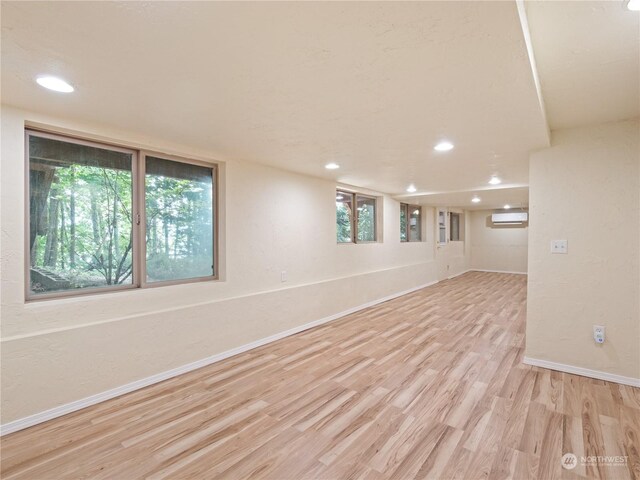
[469,209,528,273]
[526,119,640,381]
[1,106,440,424]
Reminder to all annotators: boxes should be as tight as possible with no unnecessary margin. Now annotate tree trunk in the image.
[69,174,76,268]
[163,215,169,256]
[44,190,59,267]
[91,191,100,244]
[59,198,66,270]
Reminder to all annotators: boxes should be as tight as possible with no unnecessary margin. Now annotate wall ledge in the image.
[1,278,441,436]
[523,356,640,388]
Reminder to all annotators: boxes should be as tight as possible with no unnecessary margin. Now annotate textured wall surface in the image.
[526,119,640,379]
[1,106,445,423]
[470,209,528,273]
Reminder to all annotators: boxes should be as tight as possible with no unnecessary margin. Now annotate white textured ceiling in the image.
[402,186,530,211]
[525,0,640,130]
[1,1,549,199]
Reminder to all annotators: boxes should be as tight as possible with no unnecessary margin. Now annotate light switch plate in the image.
[551,239,568,254]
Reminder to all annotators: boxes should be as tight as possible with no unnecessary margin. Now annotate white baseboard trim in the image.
[1,279,439,436]
[470,269,527,275]
[447,269,471,279]
[523,356,640,387]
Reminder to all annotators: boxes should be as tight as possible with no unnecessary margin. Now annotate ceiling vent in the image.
[491,212,528,225]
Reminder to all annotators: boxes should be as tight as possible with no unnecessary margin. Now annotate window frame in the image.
[400,203,422,242]
[24,128,218,301]
[139,151,218,289]
[336,190,378,244]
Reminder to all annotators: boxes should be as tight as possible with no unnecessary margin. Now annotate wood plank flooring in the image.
[1,271,639,479]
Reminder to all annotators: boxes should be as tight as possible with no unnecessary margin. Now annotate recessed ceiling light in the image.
[406,184,417,193]
[489,176,502,185]
[627,0,640,11]
[36,76,74,93]
[471,196,481,203]
[504,204,511,209]
[434,141,454,152]
[325,162,340,170]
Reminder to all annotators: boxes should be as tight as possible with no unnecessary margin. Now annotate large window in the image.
[400,203,421,242]
[336,190,377,243]
[27,130,216,299]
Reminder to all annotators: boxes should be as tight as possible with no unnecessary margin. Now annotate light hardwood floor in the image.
[1,272,639,480]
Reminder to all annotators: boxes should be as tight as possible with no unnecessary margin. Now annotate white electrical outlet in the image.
[593,325,605,344]
[281,271,287,282]
[551,240,568,254]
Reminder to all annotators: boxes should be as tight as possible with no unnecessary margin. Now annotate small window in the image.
[438,209,447,244]
[400,204,408,242]
[336,190,377,243]
[356,195,376,242]
[26,130,217,299]
[450,212,460,241]
[400,203,421,242]
[409,206,421,242]
[336,190,354,243]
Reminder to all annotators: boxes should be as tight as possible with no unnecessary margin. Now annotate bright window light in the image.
[434,141,454,152]
[36,76,74,93]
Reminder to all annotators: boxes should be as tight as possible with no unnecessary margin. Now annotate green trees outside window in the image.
[336,190,353,243]
[28,134,135,294]
[400,203,421,242]
[336,190,376,243]
[145,157,213,282]
[356,196,376,242]
[400,203,408,242]
[27,131,216,298]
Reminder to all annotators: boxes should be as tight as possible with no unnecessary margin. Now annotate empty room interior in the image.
[1,1,639,479]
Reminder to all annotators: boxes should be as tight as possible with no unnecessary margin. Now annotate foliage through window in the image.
[400,204,408,242]
[336,190,353,243]
[356,195,376,242]
[336,190,377,243]
[400,203,421,242]
[27,130,216,298]
[145,157,214,282]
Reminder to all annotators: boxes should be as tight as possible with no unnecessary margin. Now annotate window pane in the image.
[450,213,460,241]
[409,206,421,242]
[28,134,134,295]
[438,210,447,243]
[336,190,353,243]
[145,156,214,282]
[356,195,376,242]
[400,204,408,242]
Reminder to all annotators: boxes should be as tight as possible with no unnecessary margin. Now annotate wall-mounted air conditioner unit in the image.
[491,212,528,225]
